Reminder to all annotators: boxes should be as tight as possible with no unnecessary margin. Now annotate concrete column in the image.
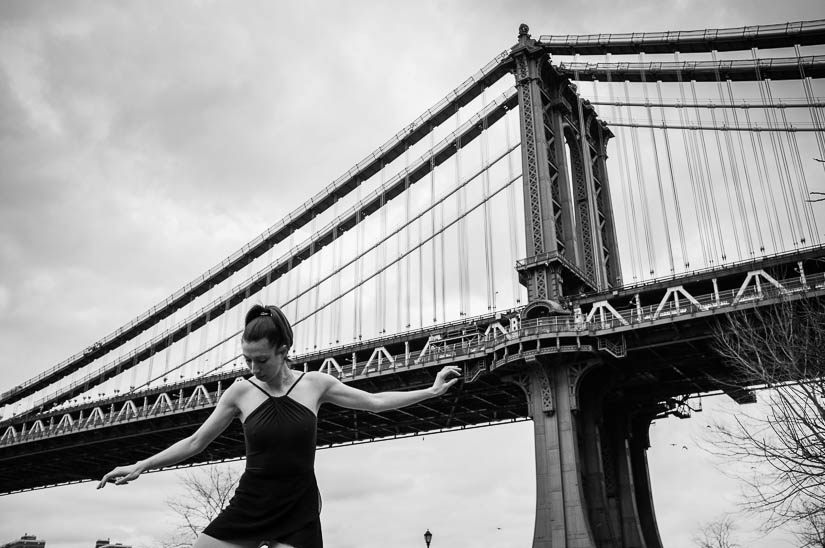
[511,360,664,548]
[526,363,595,547]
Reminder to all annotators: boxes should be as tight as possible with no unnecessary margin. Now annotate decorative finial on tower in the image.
[518,24,531,47]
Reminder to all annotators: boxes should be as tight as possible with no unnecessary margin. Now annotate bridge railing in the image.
[578,272,825,331]
[538,20,825,47]
[602,244,825,296]
[536,19,825,54]
[1,390,218,448]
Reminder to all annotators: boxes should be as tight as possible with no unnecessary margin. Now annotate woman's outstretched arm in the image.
[318,365,461,413]
[97,383,241,488]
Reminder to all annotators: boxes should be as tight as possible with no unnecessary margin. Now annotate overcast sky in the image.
[1,1,824,547]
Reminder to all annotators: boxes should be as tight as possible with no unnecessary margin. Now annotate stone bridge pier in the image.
[507,358,664,548]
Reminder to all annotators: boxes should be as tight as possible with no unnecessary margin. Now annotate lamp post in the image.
[424,529,432,547]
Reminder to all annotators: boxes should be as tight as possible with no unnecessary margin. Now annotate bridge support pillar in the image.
[509,359,663,548]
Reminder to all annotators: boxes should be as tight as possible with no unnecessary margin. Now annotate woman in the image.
[99,304,461,548]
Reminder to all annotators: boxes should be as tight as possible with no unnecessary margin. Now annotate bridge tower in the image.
[509,25,660,548]
[511,24,621,318]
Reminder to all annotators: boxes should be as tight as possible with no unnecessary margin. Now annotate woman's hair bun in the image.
[243,304,293,351]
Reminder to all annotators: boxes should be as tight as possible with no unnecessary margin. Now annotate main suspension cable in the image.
[138,142,519,389]
[157,171,524,388]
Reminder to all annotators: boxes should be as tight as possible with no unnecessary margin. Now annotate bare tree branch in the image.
[708,298,825,534]
[692,515,740,548]
[161,464,242,547]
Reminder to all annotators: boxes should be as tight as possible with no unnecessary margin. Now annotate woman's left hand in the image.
[431,366,462,396]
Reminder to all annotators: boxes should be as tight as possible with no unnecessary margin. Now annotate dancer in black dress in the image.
[99,304,461,548]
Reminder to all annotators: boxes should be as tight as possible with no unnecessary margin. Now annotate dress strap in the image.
[284,372,306,397]
[247,379,273,398]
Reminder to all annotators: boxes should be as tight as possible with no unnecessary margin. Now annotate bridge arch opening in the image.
[521,299,570,320]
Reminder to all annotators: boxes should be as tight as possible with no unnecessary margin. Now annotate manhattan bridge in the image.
[2,19,825,548]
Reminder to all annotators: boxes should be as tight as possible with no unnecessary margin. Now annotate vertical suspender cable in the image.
[440,115,451,322]
[481,86,495,310]
[335,222,342,344]
[306,216,315,348]
[753,48,801,247]
[310,215,321,348]
[796,44,825,171]
[218,277,231,367]
[419,131,426,328]
[776,50,819,243]
[614,93,642,278]
[264,241,275,304]
[355,185,363,339]
[638,55,674,273]
[275,242,284,308]
[199,287,211,378]
[794,44,822,243]
[180,296,193,380]
[742,104,779,251]
[405,145,412,328]
[145,319,159,388]
[700,79,742,259]
[430,127,438,323]
[776,97,817,244]
[286,231,296,320]
[763,75,808,242]
[379,164,387,333]
[797,49,825,237]
[168,307,179,382]
[129,353,138,392]
[331,200,341,344]
[655,80,689,268]
[504,107,522,303]
[711,51,751,257]
[606,64,641,281]
[725,79,766,253]
[675,59,711,266]
[689,79,727,261]
[455,106,468,317]
[624,80,656,275]
[779,96,816,244]
[748,48,785,247]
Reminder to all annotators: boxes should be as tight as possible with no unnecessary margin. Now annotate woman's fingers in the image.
[98,466,139,489]
[438,366,461,379]
[98,469,119,489]
[433,367,462,394]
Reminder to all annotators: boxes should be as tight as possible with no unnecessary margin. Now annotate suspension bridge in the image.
[2,19,825,548]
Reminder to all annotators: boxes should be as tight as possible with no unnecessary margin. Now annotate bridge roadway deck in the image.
[1,247,824,494]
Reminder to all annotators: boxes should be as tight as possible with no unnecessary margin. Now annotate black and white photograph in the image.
[1,1,825,547]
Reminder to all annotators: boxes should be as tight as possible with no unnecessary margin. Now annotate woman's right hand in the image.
[97,462,145,489]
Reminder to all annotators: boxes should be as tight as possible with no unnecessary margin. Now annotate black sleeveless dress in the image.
[203,373,322,548]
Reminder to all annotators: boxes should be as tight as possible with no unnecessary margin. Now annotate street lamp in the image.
[424,529,432,547]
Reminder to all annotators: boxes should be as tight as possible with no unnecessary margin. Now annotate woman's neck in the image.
[264,366,294,392]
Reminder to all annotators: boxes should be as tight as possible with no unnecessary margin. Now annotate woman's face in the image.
[241,339,285,382]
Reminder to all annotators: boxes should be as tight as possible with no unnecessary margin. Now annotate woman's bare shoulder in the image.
[301,370,336,391]
[218,377,253,403]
